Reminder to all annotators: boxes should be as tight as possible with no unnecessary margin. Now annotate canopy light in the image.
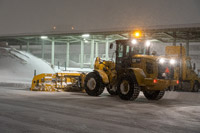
[84,39,89,43]
[40,36,48,39]
[131,39,137,45]
[145,40,151,47]
[82,34,90,38]
[159,58,165,64]
[170,59,176,65]
[133,31,142,38]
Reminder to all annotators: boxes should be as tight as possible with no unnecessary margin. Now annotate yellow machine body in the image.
[129,54,177,91]
[94,57,117,86]
[92,54,177,92]
[165,46,200,91]
[31,72,85,91]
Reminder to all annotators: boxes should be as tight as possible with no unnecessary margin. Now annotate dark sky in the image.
[0,0,200,36]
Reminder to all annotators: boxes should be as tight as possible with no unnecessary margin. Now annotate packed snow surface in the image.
[0,45,55,84]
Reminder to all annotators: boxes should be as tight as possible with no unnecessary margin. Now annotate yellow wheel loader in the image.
[84,39,178,100]
[165,45,200,92]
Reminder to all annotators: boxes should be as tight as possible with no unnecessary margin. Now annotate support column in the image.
[66,42,70,68]
[105,39,109,60]
[95,42,98,57]
[41,41,45,59]
[51,38,55,67]
[173,32,176,46]
[20,44,22,50]
[26,41,30,52]
[90,40,95,68]
[80,40,84,69]
[186,32,189,56]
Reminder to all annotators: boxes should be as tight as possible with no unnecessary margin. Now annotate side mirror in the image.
[109,43,113,49]
[193,63,196,70]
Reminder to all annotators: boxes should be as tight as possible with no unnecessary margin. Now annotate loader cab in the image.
[115,39,150,70]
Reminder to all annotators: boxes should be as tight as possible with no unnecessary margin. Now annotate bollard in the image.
[58,61,60,69]
[65,62,66,71]
[34,70,36,76]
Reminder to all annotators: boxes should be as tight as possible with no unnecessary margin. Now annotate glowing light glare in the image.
[145,40,151,47]
[170,59,176,65]
[40,36,48,39]
[159,58,165,64]
[82,34,90,38]
[133,31,141,38]
[135,32,140,37]
[131,39,137,44]
[84,39,89,43]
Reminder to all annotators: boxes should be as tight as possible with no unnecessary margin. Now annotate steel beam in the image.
[51,38,55,67]
[80,40,84,68]
[90,40,95,68]
[41,41,45,59]
[66,42,70,68]
[105,39,109,60]
[95,42,98,57]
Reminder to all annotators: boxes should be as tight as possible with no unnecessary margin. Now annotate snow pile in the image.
[0,43,55,84]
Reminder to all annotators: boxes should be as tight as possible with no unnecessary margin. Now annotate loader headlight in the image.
[131,39,137,45]
[170,59,176,65]
[159,58,165,64]
[145,40,151,47]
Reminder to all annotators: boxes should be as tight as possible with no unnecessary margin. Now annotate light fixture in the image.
[84,39,88,43]
[82,34,90,38]
[159,58,165,64]
[132,31,142,38]
[40,36,48,39]
[170,59,176,65]
[131,39,137,45]
[145,40,151,47]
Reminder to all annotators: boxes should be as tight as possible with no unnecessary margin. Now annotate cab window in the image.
[186,60,192,69]
[146,62,153,74]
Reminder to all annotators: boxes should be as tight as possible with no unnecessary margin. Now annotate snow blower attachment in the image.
[31,72,86,91]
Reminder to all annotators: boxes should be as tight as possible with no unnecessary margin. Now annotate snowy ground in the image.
[0,86,200,133]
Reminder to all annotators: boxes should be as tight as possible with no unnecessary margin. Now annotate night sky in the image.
[0,0,200,36]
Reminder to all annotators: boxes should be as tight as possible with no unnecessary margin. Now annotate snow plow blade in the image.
[31,72,86,92]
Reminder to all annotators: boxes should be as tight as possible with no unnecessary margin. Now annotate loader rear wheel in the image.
[193,82,199,92]
[106,85,117,95]
[117,74,140,100]
[84,72,105,96]
[143,90,165,100]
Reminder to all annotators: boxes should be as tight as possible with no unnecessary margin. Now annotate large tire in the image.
[192,82,199,92]
[143,90,165,100]
[106,85,117,95]
[117,74,140,100]
[84,72,105,96]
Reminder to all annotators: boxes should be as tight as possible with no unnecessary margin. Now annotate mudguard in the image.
[128,68,146,86]
[94,70,109,84]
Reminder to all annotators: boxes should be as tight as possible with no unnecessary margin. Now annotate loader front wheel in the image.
[117,74,140,100]
[84,72,105,96]
[143,90,165,100]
